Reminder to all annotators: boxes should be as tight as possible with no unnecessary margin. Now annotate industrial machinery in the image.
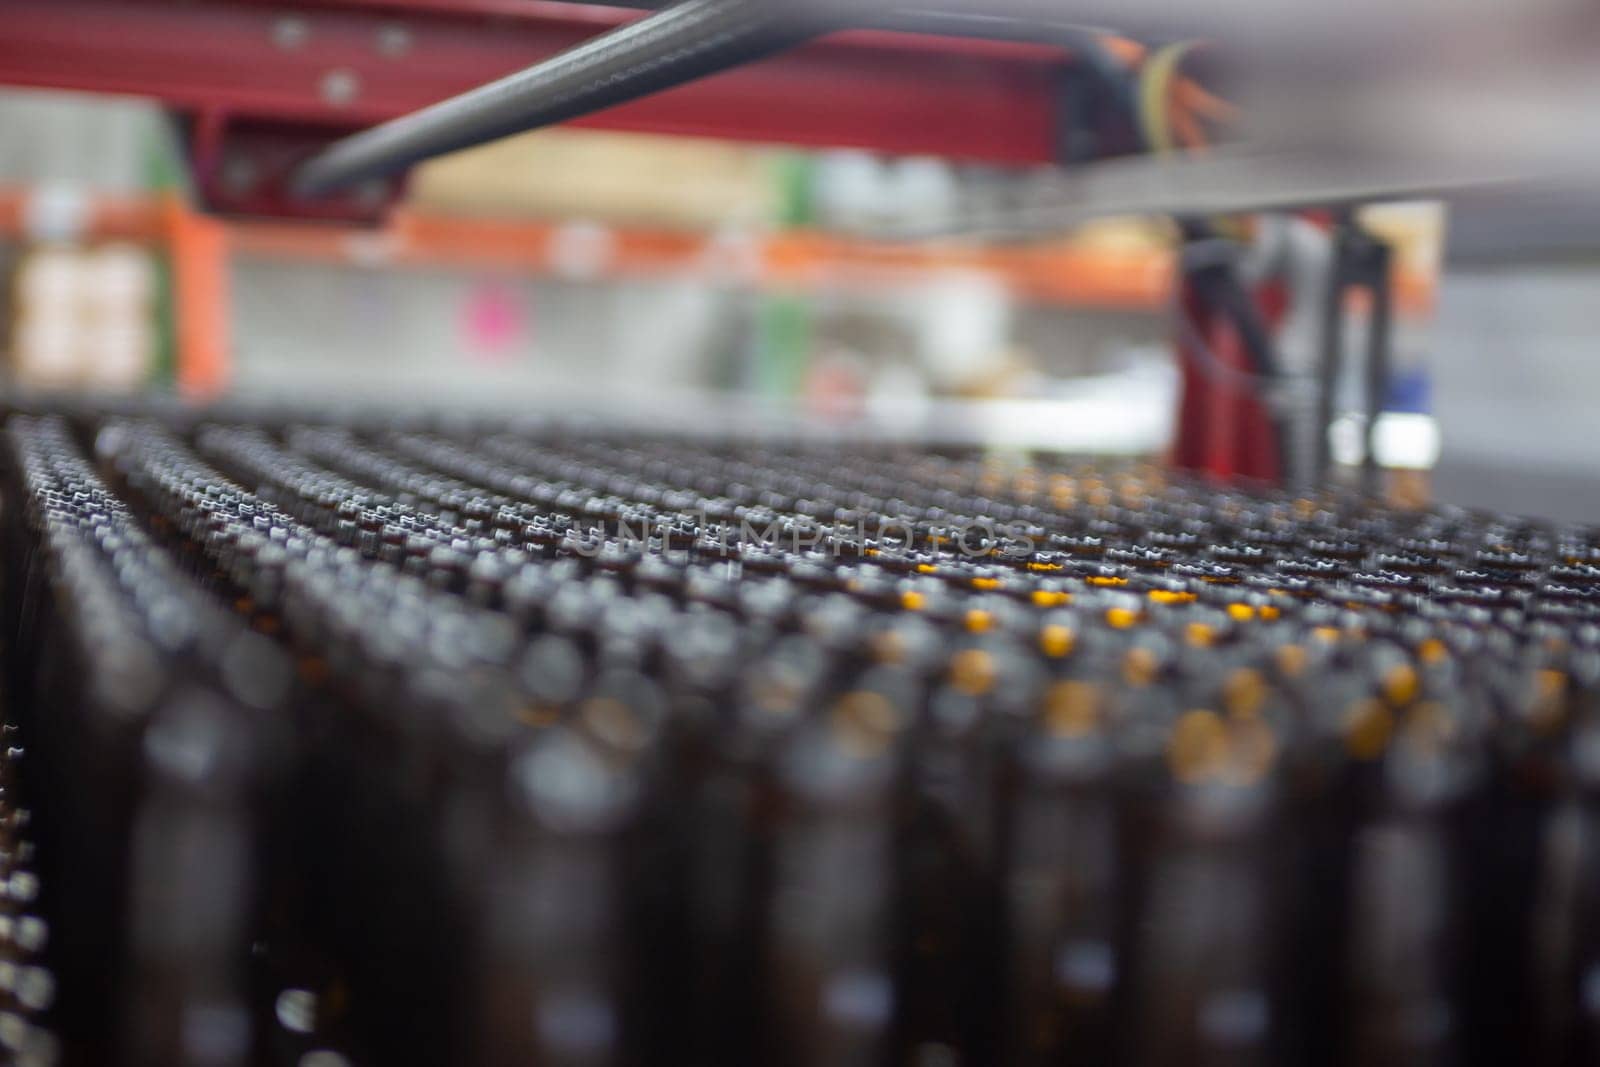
[1,2,1598,1064]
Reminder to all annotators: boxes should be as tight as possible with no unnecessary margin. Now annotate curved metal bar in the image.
[293,0,845,196]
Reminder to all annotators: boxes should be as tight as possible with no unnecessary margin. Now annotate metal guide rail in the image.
[1,403,1599,1065]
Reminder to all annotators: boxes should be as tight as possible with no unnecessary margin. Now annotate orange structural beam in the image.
[226,212,1437,316]
[226,210,1187,311]
[164,196,232,398]
[0,187,165,242]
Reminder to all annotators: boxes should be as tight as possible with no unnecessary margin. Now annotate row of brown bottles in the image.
[3,402,1600,1066]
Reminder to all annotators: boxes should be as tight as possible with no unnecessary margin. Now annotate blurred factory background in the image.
[0,13,1596,518]
[10,6,1600,1064]
[0,90,1186,412]
[0,90,1458,482]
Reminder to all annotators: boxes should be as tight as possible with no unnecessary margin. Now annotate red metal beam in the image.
[0,0,1066,165]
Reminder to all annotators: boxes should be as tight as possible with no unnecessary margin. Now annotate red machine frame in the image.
[2,1,1069,216]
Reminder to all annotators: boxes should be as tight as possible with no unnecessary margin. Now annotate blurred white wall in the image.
[227,260,740,405]
[0,90,166,192]
[1431,264,1600,521]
